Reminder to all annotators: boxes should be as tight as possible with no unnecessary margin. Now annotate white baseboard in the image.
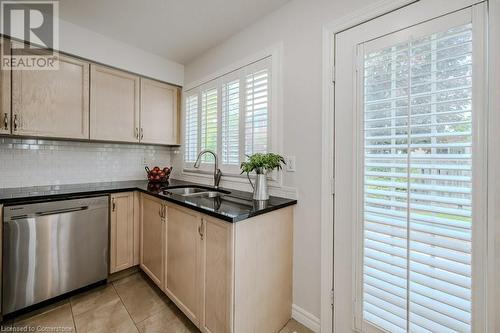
[292,304,321,333]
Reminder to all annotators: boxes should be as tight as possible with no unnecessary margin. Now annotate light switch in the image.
[285,156,296,172]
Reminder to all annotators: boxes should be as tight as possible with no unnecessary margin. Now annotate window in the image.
[245,68,269,155]
[184,94,198,162]
[184,57,272,173]
[359,12,484,333]
[200,88,218,163]
[222,79,240,165]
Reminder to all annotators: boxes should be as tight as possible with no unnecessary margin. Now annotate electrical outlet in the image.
[285,156,296,172]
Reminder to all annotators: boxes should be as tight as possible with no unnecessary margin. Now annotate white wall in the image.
[57,19,184,85]
[4,16,184,84]
[3,15,183,85]
[182,0,375,320]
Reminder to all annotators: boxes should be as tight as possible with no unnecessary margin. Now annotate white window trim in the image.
[180,43,284,190]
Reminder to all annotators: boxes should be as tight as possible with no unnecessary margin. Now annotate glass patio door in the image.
[346,4,486,333]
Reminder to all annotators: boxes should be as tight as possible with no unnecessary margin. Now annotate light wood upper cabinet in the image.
[0,38,10,135]
[165,204,202,326]
[140,194,166,288]
[5,51,180,144]
[201,216,233,333]
[90,65,140,143]
[12,54,89,139]
[140,78,179,145]
[110,192,135,274]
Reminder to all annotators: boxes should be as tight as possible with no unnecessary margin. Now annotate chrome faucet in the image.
[194,149,222,189]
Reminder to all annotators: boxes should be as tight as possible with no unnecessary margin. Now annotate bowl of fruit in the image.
[145,166,172,183]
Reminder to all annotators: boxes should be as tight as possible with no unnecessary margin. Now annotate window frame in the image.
[181,45,283,188]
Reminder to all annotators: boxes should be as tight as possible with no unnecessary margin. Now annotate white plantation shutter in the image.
[200,87,218,163]
[184,94,199,162]
[245,62,270,155]
[222,79,240,165]
[184,57,273,173]
[362,23,475,333]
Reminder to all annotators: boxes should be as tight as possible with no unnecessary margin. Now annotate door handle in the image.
[3,113,8,130]
[112,198,116,212]
[140,128,144,140]
[135,127,139,140]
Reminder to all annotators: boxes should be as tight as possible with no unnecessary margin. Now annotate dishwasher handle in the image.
[36,206,89,217]
[7,206,89,220]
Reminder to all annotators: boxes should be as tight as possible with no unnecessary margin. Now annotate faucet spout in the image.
[194,149,222,188]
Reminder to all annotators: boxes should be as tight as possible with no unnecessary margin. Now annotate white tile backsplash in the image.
[0,138,173,188]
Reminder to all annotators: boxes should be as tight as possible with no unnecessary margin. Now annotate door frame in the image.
[320,0,494,332]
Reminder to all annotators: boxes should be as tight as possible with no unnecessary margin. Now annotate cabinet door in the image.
[133,192,140,266]
[140,78,179,145]
[12,54,89,139]
[110,192,135,274]
[0,38,10,135]
[140,194,165,287]
[165,204,202,326]
[90,65,140,142]
[201,216,233,333]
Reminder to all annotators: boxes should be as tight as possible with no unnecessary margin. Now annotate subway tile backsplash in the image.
[0,138,173,188]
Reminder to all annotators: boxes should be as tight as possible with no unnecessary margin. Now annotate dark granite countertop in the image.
[0,179,297,222]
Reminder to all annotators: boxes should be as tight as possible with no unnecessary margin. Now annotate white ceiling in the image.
[57,0,290,64]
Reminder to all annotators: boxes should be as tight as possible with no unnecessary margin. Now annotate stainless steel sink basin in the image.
[193,191,224,198]
[166,187,208,196]
[164,186,229,198]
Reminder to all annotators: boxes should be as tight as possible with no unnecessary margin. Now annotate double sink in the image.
[164,186,230,198]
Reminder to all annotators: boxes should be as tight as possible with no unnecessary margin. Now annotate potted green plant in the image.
[240,153,286,200]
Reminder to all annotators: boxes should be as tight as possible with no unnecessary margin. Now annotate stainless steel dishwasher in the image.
[3,196,109,314]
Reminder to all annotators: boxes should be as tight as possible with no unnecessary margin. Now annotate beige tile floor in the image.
[1,272,313,333]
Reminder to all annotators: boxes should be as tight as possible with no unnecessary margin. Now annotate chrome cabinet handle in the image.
[135,127,139,140]
[158,204,166,219]
[3,113,8,130]
[140,128,144,140]
[198,219,204,240]
[13,114,18,131]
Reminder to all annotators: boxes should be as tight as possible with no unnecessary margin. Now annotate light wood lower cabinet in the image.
[140,194,166,287]
[139,194,293,333]
[12,54,89,139]
[164,204,202,325]
[110,192,136,274]
[232,207,293,333]
[201,216,233,333]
